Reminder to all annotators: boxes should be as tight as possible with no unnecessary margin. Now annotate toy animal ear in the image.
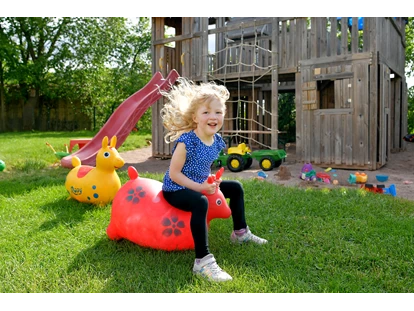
[215,167,224,179]
[127,166,139,180]
[102,136,109,148]
[110,136,117,148]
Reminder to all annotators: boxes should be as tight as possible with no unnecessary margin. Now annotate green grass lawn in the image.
[0,131,414,294]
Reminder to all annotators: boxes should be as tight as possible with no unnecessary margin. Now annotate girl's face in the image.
[192,98,225,137]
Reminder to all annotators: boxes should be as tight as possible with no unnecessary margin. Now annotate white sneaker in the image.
[230,226,268,245]
[193,254,233,282]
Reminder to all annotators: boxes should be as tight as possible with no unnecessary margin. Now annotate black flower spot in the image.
[161,216,185,237]
[125,186,146,204]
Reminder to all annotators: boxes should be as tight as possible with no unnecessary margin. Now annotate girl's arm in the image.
[168,142,216,194]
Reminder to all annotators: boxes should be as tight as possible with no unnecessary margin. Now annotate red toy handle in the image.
[215,167,224,180]
[202,167,225,195]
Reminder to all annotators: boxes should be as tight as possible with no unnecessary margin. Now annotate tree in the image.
[405,17,414,133]
[405,18,414,76]
[0,17,152,131]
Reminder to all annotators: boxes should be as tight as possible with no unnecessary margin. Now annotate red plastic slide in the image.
[61,70,180,168]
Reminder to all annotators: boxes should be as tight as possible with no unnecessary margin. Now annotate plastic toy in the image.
[258,171,268,179]
[299,163,316,181]
[355,172,368,183]
[213,142,287,172]
[348,174,356,184]
[361,184,397,197]
[65,136,125,205]
[361,183,385,194]
[46,142,70,166]
[107,166,231,251]
[348,172,368,184]
[0,160,5,172]
[403,133,414,142]
[383,184,397,196]
[376,174,388,182]
[316,172,331,183]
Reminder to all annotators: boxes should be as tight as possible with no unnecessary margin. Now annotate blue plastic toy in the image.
[383,184,397,197]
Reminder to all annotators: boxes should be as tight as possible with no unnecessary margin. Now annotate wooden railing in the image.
[204,17,406,79]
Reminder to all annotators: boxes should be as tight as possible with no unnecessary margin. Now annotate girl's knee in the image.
[195,195,209,214]
[233,180,244,195]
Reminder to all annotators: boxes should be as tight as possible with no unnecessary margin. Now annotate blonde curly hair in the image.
[160,77,229,143]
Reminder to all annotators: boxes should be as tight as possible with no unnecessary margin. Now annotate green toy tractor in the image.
[213,142,287,172]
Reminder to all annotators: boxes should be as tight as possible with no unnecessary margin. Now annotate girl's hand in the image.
[201,179,217,195]
[215,178,222,187]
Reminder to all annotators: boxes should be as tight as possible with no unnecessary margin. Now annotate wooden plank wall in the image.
[3,97,91,131]
[150,17,407,167]
[191,18,203,79]
[353,62,370,167]
[151,17,406,86]
[151,18,168,157]
[378,64,391,167]
[181,17,192,77]
[402,80,408,151]
[389,76,407,153]
[368,49,381,170]
[204,17,406,77]
[378,17,406,77]
[301,61,371,168]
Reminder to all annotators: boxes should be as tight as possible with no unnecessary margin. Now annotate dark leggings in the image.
[162,180,247,259]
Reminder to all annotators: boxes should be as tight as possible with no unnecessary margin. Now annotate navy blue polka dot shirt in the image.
[162,130,226,192]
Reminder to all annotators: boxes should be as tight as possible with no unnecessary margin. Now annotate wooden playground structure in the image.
[150,17,408,170]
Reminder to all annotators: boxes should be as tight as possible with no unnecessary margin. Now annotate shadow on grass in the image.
[0,167,68,197]
[67,237,194,293]
[36,197,100,231]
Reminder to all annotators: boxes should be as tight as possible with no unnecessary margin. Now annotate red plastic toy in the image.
[106,166,232,251]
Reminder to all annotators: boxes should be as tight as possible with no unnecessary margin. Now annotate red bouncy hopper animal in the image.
[106,166,231,251]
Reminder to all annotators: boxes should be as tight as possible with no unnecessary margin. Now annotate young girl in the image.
[160,77,267,282]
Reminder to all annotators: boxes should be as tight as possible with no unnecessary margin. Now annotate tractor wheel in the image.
[244,157,253,169]
[259,156,275,171]
[227,154,245,172]
[273,159,283,168]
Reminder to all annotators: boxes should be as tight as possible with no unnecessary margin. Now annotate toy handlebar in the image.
[202,167,225,195]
